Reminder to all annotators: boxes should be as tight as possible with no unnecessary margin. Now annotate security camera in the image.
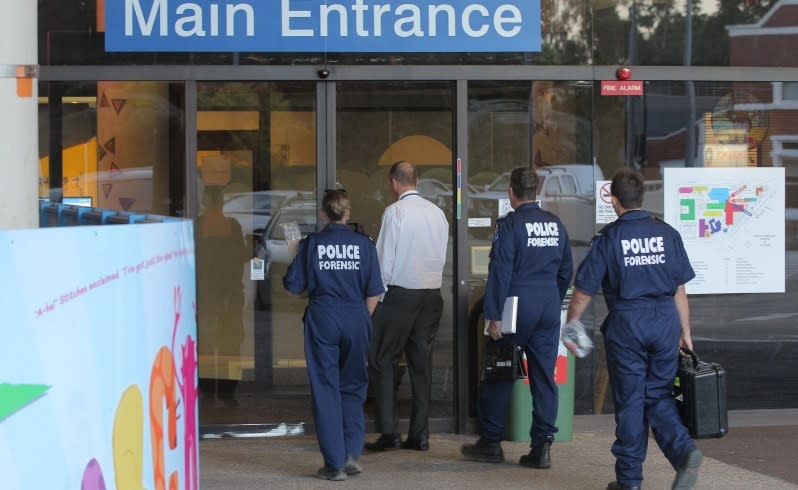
[317,69,330,79]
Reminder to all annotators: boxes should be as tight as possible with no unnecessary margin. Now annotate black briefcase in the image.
[673,348,728,439]
[481,341,522,383]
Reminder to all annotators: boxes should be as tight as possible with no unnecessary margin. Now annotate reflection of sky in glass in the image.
[609,0,738,38]
[612,0,723,20]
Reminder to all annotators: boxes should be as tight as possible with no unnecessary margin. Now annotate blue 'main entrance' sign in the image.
[105,0,541,52]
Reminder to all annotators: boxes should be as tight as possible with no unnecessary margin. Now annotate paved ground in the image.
[199,409,798,489]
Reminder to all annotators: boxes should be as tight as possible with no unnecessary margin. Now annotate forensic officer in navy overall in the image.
[462,167,573,468]
[283,189,385,481]
[566,168,702,490]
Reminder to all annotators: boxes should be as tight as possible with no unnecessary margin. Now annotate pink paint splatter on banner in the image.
[172,287,199,490]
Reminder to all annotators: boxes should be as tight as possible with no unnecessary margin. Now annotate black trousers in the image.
[368,286,443,440]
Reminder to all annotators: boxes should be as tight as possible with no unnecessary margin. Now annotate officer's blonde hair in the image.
[323,190,350,222]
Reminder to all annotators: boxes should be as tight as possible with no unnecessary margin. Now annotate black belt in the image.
[387,285,440,292]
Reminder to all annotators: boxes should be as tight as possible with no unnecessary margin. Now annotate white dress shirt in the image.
[375,190,449,292]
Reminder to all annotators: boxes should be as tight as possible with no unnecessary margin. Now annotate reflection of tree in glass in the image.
[594,0,776,66]
[537,0,591,64]
[710,91,769,147]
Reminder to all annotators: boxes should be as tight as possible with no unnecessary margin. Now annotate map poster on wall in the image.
[663,167,785,295]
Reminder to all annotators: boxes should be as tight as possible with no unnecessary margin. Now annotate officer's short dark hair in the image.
[322,189,350,222]
[509,167,538,201]
[389,160,417,186]
[610,168,645,209]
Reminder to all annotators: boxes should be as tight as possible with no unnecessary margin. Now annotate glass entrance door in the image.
[195,82,318,425]
[463,80,598,416]
[334,81,457,429]
[195,80,458,429]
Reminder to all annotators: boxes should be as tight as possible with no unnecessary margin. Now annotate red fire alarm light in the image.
[616,66,633,81]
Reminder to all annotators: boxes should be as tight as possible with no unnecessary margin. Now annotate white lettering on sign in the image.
[494,5,522,37]
[600,80,644,96]
[282,0,522,38]
[109,0,539,52]
[126,0,255,37]
[126,0,167,35]
[621,236,666,267]
[429,4,455,36]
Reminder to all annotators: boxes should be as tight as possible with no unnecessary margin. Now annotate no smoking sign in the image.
[595,180,618,224]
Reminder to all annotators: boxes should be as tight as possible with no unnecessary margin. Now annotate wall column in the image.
[0,1,38,229]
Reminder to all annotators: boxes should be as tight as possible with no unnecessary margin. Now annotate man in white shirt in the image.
[365,160,449,452]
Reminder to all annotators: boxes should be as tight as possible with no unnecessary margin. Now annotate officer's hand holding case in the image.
[673,347,728,438]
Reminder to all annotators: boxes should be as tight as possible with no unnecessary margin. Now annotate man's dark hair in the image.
[610,168,645,209]
[389,160,417,186]
[509,167,538,201]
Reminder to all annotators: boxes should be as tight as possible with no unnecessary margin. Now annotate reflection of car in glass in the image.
[222,190,297,237]
[262,197,318,270]
[417,178,479,218]
[417,178,452,210]
[253,195,317,309]
[469,164,603,245]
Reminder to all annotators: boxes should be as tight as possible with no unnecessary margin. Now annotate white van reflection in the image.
[262,197,318,268]
[222,190,297,238]
[469,164,604,245]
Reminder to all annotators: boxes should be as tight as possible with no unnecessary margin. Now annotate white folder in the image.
[483,296,518,336]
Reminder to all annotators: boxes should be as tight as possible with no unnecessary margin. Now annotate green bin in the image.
[505,351,575,442]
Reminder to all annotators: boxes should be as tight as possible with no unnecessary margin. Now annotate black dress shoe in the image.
[400,438,429,451]
[364,433,401,451]
[606,481,641,490]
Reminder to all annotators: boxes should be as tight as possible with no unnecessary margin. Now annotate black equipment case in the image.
[481,341,521,383]
[673,348,728,439]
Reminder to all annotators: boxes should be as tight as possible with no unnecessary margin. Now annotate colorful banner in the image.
[0,221,197,490]
[105,0,542,53]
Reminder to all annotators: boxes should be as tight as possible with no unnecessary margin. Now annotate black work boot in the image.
[460,439,504,463]
[519,439,552,468]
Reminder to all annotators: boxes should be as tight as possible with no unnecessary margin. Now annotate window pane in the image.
[784,83,798,100]
[195,82,318,424]
[38,81,183,215]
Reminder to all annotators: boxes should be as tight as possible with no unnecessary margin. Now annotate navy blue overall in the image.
[283,223,384,470]
[478,202,573,447]
[574,210,697,488]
